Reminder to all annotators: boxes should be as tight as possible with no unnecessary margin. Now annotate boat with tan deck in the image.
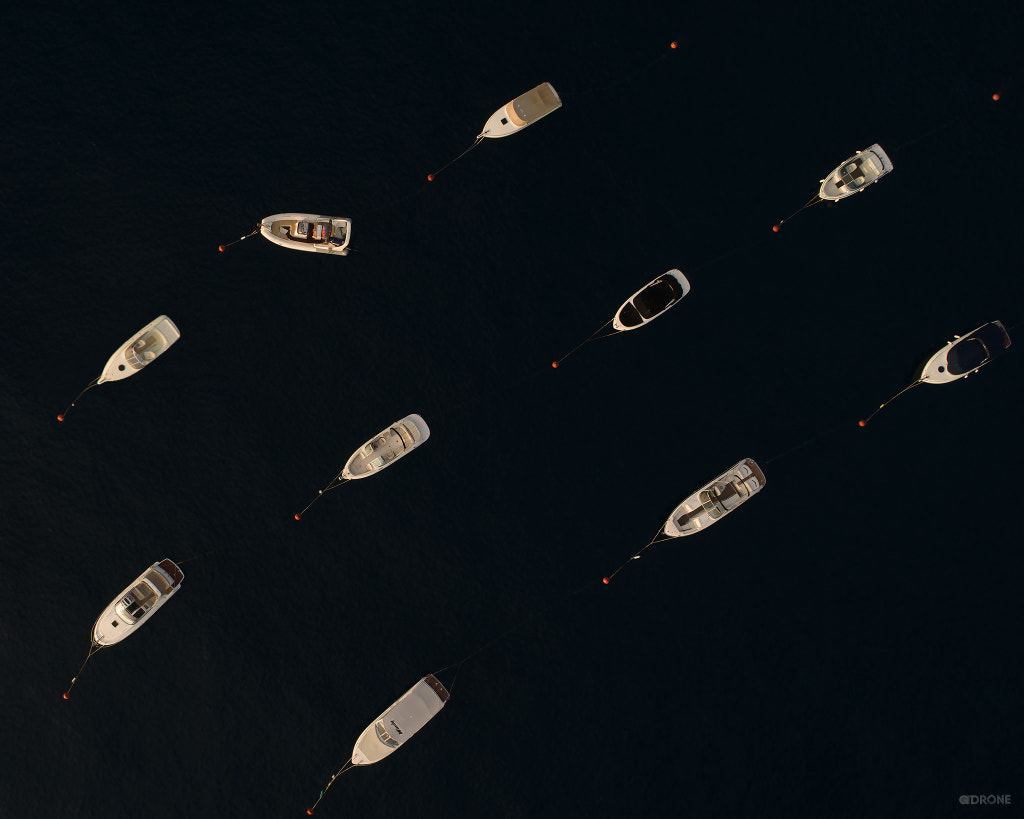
[260,213,352,255]
[342,414,430,480]
[819,144,893,201]
[99,315,181,384]
[92,559,185,646]
[663,459,766,537]
[479,82,562,139]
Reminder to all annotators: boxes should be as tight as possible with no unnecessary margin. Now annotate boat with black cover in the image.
[921,320,1011,384]
[612,269,690,331]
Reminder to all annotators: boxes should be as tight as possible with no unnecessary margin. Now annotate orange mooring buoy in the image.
[427,174,435,182]
[294,513,302,521]
[992,93,1001,101]
[62,692,70,700]
[670,41,678,49]
[218,245,226,252]
[858,419,867,428]
[57,414,64,422]
[602,577,610,585]
[551,361,559,369]
[772,224,781,233]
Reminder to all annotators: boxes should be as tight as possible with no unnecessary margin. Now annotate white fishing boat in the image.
[479,82,562,139]
[341,414,430,480]
[259,213,352,255]
[352,675,451,766]
[663,459,766,537]
[98,316,181,384]
[92,559,185,646]
[819,143,893,201]
[921,320,1012,384]
[612,269,691,331]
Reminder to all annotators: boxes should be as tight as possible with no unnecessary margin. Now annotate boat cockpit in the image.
[125,331,165,370]
[115,581,158,624]
[835,160,868,191]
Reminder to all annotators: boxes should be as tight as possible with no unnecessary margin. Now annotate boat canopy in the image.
[511,83,562,126]
[947,321,1011,375]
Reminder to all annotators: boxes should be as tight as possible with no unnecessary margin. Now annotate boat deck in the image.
[347,427,411,476]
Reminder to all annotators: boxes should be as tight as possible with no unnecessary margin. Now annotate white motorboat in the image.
[92,559,185,646]
[259,213,352,255]
[479,82,562,139]
[663,459,766,537]
[98,315,181,384]
[819,143,893,201]
[351,675,451,766]
[612,269,690,332]
[341,414,430,480]
[921,320,1012,384]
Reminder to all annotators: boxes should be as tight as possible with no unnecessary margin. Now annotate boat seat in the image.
[363,443,374,456]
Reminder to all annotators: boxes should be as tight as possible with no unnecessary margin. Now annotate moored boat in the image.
[92,559,185,646]
[663,459,766,537]
[98,315,181,384]
[479,82,562,139]
[341,414,430,480]
[921,320,1011,384]
[612,269,690,331]
[260,213,352,255]
[819,143,893,201]
[351,675,451,766]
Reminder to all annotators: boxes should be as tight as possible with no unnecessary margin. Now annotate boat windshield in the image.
[633,277,683,319]
[116,582,157,623]
[374,721,400,748]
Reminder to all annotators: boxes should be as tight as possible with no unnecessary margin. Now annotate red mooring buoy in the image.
[57,414,65,422]
[602,577,610,585]
[858,419,867,428]
[551,361,559,369]
[294,513,302,521]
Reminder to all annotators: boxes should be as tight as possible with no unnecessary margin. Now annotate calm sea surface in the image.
[1,3,1022,818]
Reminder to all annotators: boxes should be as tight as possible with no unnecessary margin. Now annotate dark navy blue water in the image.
[2,4,1022,817]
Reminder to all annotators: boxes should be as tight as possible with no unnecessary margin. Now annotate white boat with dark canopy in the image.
[260,213,352,255]
[352,675,451,766]
[92,559,185,646]
[342,414,430,480]
[99,315,181,384]
[921,320,1012,384]
[613,269,690,331]
[480,82,562,138]
[664,459,766,537]
[819,144,893,201]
